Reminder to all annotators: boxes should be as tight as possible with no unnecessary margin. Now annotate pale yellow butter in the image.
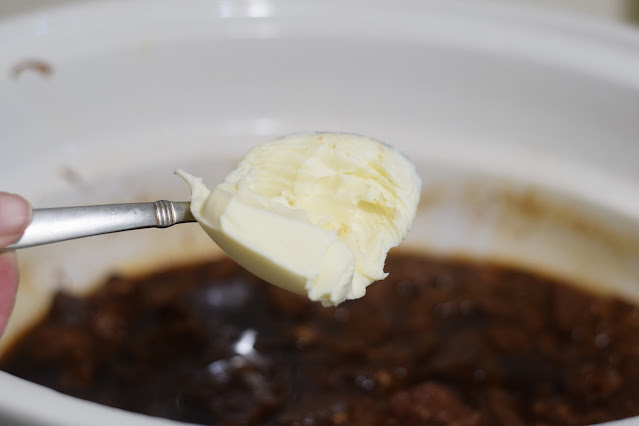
[176,133,421,306]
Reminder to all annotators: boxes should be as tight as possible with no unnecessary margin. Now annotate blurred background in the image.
[1,0,638,23]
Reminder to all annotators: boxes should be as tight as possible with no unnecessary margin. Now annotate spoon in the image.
[5,201,195,250]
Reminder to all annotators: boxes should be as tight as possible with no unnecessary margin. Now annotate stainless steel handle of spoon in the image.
[5,201,195,250]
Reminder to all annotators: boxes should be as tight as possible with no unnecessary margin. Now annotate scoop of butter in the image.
[176,133,421,306]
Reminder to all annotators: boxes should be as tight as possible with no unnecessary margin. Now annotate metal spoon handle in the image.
[5,201,195,250]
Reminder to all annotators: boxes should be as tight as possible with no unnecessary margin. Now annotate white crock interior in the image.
[2,1,639,425]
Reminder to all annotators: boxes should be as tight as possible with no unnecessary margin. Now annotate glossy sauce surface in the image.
[3,254,639,425]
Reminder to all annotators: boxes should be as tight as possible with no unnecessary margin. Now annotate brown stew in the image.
[3,254,639,425]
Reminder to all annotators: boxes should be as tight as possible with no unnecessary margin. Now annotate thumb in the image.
[0,193,32,248]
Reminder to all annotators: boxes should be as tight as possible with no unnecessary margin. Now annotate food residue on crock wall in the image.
[11,59,53,79]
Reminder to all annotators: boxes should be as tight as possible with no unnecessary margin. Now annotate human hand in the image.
[0,193,33,336]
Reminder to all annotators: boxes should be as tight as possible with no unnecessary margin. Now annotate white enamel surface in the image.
[2,1,639,425]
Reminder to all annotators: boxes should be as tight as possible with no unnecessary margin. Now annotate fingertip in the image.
[0,192,33,236]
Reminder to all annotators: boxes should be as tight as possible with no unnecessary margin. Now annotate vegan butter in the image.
[176,133,421,306]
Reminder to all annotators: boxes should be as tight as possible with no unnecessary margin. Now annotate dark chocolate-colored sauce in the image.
[3,254,639,426]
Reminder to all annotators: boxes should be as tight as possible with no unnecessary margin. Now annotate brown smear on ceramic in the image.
[409,177,639,304]
[488,183,639,296]
[57,166,91,192]
[11,59,53,79]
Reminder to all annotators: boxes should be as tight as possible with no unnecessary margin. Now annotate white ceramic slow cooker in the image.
[2,1,639,424]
